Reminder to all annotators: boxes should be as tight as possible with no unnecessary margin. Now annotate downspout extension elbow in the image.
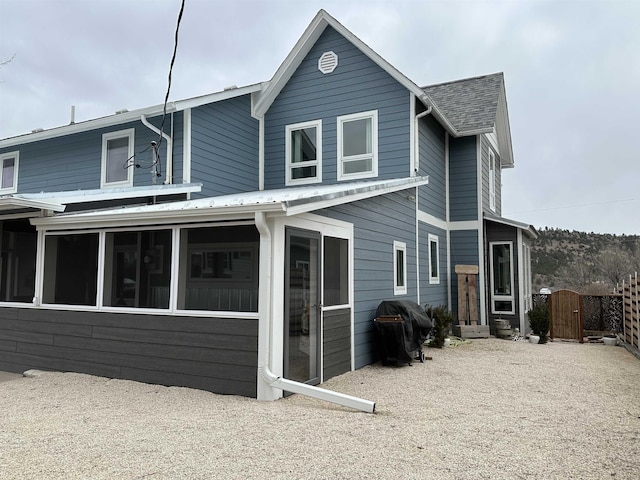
[258,365,376,414]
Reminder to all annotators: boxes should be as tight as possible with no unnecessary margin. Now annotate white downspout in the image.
[141,114,173,185]
[414,106,432,305]
[254,212,375,414]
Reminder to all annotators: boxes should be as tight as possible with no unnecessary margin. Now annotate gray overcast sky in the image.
[1,0,638,235]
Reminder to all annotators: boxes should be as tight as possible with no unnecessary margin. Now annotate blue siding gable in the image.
[264,26,411,189]
[190,94,259,197]
[1,115,183,194]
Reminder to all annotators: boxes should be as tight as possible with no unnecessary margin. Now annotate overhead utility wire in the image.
[152,0,186,179]
[504,196,640,215]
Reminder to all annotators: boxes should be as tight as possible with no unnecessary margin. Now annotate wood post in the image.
[455,265,479,325]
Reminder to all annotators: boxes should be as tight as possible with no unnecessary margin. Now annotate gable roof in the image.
[252,10,457,134]
[422,73,503,134]
[422,73,514,167]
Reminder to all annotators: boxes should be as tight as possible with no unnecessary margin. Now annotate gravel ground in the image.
[1,338,639,480]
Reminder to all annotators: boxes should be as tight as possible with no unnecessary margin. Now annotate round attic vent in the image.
[318,51,338,74]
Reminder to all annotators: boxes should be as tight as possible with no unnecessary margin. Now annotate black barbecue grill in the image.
[373,300,433,366]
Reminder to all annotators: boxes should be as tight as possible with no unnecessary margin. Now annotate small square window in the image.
[393,241,407,295]
[337,110,378,181]
[0,151,19,193]
[102,129,134,188]
[285,120,322,185]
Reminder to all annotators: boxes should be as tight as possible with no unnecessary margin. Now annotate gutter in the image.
[254,211,375,414]
[141,114,173,185]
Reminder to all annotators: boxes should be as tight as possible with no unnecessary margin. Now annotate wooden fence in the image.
[619,273,639,350]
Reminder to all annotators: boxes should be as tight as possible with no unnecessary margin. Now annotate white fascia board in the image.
[254,9,430,118]
[282,176,429,216]
[0,197,65,213]
[31,203,284,231]
[496,84,514,168]
[20,183,202,205]
[173,83,264,111]
[0,104,177,148]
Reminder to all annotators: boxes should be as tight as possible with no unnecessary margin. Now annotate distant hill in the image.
[530,227,640,294]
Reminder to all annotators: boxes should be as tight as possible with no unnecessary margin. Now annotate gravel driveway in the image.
[1,338,639,479]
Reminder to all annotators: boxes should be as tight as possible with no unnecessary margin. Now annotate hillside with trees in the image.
[531,228,640,294]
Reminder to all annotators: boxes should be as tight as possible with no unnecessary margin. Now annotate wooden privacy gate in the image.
[549,290,583,342]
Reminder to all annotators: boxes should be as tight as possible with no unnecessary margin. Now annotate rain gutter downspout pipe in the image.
[254,211,375,414]
[413,105,432,305]
[141,114,173,185]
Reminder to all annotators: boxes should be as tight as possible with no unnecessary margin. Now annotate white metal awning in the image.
[31,176,429,230]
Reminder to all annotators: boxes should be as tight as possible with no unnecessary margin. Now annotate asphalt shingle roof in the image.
[422,72,504,135]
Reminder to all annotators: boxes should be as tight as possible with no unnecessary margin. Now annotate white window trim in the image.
[101,128,135,188]
[337,110,378,181]
[489,149,496,212]
[393,240,407,295]
[285,119,322,186]
[428,233,440,285]
[489,241,515,315]
[0,150,19,194]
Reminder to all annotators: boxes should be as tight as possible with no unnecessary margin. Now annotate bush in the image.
[528,304,550,344]
[425,305,453,348]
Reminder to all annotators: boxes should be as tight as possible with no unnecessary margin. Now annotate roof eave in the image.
[283,176,429,216]
[1,85,263,148]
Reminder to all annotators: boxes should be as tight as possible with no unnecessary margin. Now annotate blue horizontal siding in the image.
[191,95,259,197]
[449,136,478,222]
[318,190,417,368]
[419,222,448,308]
[3,117,179,194]
[418,114,446,219]
[264,26,411,189]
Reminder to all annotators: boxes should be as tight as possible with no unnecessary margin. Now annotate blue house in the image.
[0,10,535,405]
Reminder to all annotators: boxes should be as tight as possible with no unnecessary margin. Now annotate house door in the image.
[284,228,321,385]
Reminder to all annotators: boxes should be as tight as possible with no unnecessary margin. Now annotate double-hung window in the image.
[337,110,378,180]
[393,241,407,295]
[490,241,514,314]
[102,129,134,188]
[285,120,322,185]
[0,151,19,193]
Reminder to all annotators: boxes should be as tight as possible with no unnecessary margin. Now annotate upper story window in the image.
[0,151,19,193]
[101,129,134,188]
[337,110,378,181]
[393,240,407,295]
[489,149,496,211]
[285,119,322,185]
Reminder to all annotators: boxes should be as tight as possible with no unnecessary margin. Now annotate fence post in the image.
[622,278,626,342]
[631,272,640,348]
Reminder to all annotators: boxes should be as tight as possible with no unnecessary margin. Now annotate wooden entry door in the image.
[550,290,583,342]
